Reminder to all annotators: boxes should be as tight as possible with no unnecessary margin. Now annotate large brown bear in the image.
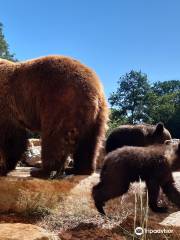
[105,123,171,153]
[0,56,108,177]
[92,140,180,215]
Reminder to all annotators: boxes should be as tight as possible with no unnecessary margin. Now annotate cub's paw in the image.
[150,205,168,213]
[65,167,93,175]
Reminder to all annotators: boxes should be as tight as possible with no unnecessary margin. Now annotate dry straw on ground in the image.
[0,172,179,239]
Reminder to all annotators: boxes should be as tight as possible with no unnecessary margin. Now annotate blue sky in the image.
[1,0,180,97]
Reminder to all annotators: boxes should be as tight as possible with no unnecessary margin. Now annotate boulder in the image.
[22,143,72,168]
[28,138,41,148]
[160,211,180,227]
[21,139,41,168]
[0,223,56,240]
[23,146,42,168]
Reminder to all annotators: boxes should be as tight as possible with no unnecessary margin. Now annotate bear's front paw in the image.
[66,168,94,175]
[150,205,168,213]
[0,168,8,177]
[30,168,51,179]
[94,201,106,215]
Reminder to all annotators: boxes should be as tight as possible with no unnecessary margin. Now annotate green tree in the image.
[109,70,150,124]
[0,22,15,61]
[152,80,180,95]
[142,80,180,137]
[108,71,180,137]
[146,92,178,123]
[167,103,180,138]
[107,108,128,135]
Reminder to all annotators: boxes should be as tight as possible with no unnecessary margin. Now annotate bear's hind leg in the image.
[72,121,104,175]
[0,126,28,176]
[92,177,130,215]
[146,179,167,213]
[31,131,71,178]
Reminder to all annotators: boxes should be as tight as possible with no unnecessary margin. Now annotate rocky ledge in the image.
[0,223,57,240]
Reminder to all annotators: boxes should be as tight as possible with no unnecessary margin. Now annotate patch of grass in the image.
[1,173,179,239]
[16,189,62,218]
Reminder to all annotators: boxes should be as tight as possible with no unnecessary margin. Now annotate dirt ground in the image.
[0,171,180,240]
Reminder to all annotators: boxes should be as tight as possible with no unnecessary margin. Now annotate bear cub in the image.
[92,140,180,215]
[106,122,171,153]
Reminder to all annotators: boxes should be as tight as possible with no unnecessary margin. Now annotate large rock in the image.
[160,211,180,227]
[22,140,72,168]
[0,223,56,240]
[28,138,41,148]
[23,146,42,168]
[20,139,42,168]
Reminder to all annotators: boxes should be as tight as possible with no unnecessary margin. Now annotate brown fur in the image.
[92,141,180,214]
[0,56,108,177]
[105,123,171,153]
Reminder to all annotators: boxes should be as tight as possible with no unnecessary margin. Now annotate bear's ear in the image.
[154,122,164,134]
[165,140,171,145]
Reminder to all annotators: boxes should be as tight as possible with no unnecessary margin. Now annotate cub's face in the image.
[165,139,180,171]
[151,122,172,144]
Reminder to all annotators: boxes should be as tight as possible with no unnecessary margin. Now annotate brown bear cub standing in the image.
[105,123,171,153]
[92,140,180,214]
[0,56,108,177]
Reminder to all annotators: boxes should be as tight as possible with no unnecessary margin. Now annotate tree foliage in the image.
[152,80,180,96]
[109,70,150,124]
[107,108,128,136]
[109,71,180,138]
[0,22,15,61]
[167,103,180,138]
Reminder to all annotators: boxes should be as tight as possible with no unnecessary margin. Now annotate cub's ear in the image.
[165,140,171,145]
[154,122,164,134]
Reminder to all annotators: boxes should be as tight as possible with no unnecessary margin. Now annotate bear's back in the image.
[17,56,103,91]
[104,145,167,180]
[105,124,148,153]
